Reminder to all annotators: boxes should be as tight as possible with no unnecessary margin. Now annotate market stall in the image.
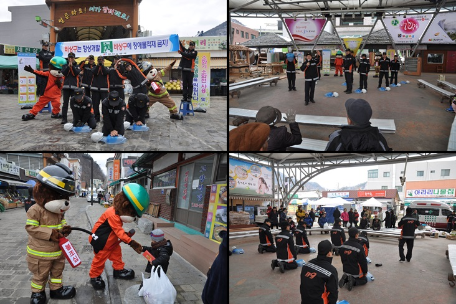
[229,44,253,79]
[0,55,40,94]
[0,178,33,211]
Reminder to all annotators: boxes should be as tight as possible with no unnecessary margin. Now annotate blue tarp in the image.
[0,55,40,69]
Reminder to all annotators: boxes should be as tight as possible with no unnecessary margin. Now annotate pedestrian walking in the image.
[398,208,421,262]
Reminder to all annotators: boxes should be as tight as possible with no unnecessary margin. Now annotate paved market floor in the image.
[229,229,456,304]
[229,72,456,151]
[0,197,207,304]
[0,94,226,151]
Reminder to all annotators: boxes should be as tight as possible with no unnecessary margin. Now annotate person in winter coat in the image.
[271,222,298,273]
[318,213,329,234]
[61,52,81,124]
[255,106,302,151]
[319,208,326,218]
[338,227,368,291]
[295,220,311,254]
[202,230,227,304]
[300,52,319,106]
[90,56,109,122]
[309,209,316,224]
[304,213,314,231]
[398,208,421,262]
[141,229,173,274]
[343,48,355,94]
[300,240,339,304]
[377,52,390,89]
[353,210,360,228]
[178,40,198,102]
[334,50,344,77]
[341,208,349,227]
[296,205,306,224]
[258,219,276,253]
[384,210,391,228]
[269,207,279,229]
[357,53,370,91]
[279,208,287,223]
[389,54,401,85]
[333,208,341,221]
[372,215,381,230]
[348,208,354,228]
[285,50,297,91]
[359,214,369,229]
[361,207,366,218]
[390,210,396,228]
[266,205,272,217]
[330,219,346,256]
[69,88,96,129]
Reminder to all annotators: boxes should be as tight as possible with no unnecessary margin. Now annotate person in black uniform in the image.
[384,210,391,228]
[359,214,369,229]
[447,210,456,233]
[258,219,276,253]
[398,208,421,262]
[61,52,81,124]
[338,227,368,291]
[357,53,370,91]
[330,219,346,256]
[125,93,149,127]
[101,91,125,137]
[178,40,198,102]
[343,49,354,94]
[109,55,126,100]
[79,55,96,98]
[121,58,149,95]
[390,55,401,85]
[91,56,109,122]
[358,231,369,259]
[294,220,311,254]
[271,222,298,273]
[377,52,390,88]
[284,51,297,91]
[300,53,318,106]
[70,88,96,129]
[300,240,338,304]
[314,50,322,80]
[37,42,54,96]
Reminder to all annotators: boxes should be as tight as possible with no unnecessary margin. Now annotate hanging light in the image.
[304,14,307,21]
[393,13,396,19]
[294,14,297,21]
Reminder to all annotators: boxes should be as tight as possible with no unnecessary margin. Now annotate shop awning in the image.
[145,58,226,69]
[0,178,33,188]
[132,153,164,169]
[0,55,40,69]
[126,169,147,180]
[109,180,122,187]
[229,195,279,201]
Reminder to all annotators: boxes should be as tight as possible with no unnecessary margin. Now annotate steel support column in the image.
[380,17,397,54]
[311,18,329,52]
[358,18,378,59]
[329,18,345,52]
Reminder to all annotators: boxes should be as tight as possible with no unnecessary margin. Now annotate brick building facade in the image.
[231,22,259,45]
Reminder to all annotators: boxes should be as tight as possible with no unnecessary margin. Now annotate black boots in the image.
[113,268,135,280]
[50,286,76,299]
[170,113,183,120]
[51,113,62,119]
[90,276,106,290]
[22,113,35,121]
[30,291,46,304]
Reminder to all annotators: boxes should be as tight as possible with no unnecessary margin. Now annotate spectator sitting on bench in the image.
[255,106,302,151]
[325,98,391,151]
[229,122,270,151]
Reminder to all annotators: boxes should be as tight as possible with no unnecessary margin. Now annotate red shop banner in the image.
[358,190,386,197]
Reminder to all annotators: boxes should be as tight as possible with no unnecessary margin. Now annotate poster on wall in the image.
[192,52,211,110]
[342,38,363,54]
[383,15,432,44]
[229,158,273,197]
[17,53,37,108]
[205,184,227,244]
[322,49,331,75]
[421,12,456,44]
[283,18,326,42]
[189,160,214,212]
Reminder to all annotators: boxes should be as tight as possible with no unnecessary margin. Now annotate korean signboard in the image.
[406,188,455,198]
[153,169,177,189]
[192,52,211,109]
[0,158,20,176]
[18,53,37,107]
[229,158,273,197]
[358,190,386,197]
[180,36,227,50]
[113,160,120,181]
[108,167,113,181]
[25,169,38,178]
[283,18,326,42]
[328,192,350,198]
[422,12,456,44]
[122,157,137,177]
[383,15,432,44]
[3,45,40,55]
[55,34,180,58]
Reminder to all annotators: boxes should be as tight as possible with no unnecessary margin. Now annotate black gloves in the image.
[24,65,34,73]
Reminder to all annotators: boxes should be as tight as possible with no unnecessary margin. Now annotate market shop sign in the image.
[0,158,20,176]
[358,190,386,197]
[3,45,40,55]
[406,188,455,198]
[25,169,38,178]
[55,4,134,28]
[328,192,349,198]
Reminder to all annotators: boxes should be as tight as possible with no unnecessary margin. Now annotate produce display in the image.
[164,79,183,92]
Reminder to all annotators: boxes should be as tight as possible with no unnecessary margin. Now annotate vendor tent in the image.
[0,55,39,69]
[316,197,348,207]
[361,197,385,207]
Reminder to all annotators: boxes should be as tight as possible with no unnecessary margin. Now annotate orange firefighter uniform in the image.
[334,55,344,76]
[29,70,64,116]
[25,204,69,293]
[88,207,134,278]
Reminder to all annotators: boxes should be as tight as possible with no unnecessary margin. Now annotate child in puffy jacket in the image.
[141,229,173,274]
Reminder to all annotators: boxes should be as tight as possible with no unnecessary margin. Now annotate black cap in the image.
[318,240,332,256]
[74,88,84,101]
[98,56,104,60]
[135,93,148,108]
[394,54,398,57]
[42,42,49,46]
[348,227,359,238]
[345,98,372,126]
[108,91,120,106]
[68,52,75,58]
[346,48,351,52]
[88,55,94,60]
[305,52,311,56]
[383,52,387,55]
[189,41,195,46]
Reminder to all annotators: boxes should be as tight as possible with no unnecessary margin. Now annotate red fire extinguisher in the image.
[59,237,82,268]
[150,81,161,94]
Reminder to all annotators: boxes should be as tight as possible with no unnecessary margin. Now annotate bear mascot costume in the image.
[25,163,76,304]
[373,52,382,78]
[89,183,149,290]
[22,56,67,121]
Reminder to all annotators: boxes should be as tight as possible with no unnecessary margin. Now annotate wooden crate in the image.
[146,203,160,218]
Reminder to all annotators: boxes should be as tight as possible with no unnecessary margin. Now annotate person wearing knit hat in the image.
[338,227,368,291]
[325,98,391,151]
[229,122,270,151]
[255,106,303,151]
[141,229,174,275]
[300,240,339,304]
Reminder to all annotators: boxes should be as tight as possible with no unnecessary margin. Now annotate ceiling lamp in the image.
[393,13,396,19]
[304,14,307,21]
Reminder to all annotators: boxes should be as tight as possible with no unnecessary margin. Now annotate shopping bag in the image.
[138,266,177,304]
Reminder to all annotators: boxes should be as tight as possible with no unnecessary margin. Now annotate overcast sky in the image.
[88,153,114,176]
[0,0,226,36]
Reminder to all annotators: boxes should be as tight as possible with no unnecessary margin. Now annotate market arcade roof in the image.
[241,31,342,48]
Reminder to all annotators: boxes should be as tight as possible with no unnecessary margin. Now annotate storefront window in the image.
[153,169,177,189]
[177,163,193,209]
[427,53,444,64]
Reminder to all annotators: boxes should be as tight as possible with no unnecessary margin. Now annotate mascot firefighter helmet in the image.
[122,183,150,217]
[37,163,76,196]
[49,56,66,70]
[139,61,153,75]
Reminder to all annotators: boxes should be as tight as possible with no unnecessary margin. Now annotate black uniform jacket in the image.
[294,224,310,248]
[70,96,93,124]
[275,230,297,263]
[330,224,346,246]
[259,224,274,246]
[339,237,367,277]
[300,255,338,304]
[398,216,420,239]
[101,98,126,132]
[62,63,81,89]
